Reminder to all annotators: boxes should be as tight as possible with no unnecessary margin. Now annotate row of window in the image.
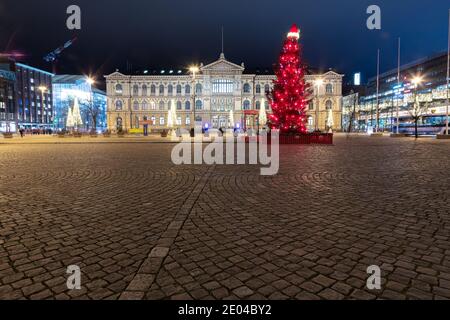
[115,82,277,96]
[115,82,334,96]
[115,99,271,111]
[308,100,334,110]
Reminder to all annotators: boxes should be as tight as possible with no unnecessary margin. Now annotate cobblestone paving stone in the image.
[1,135,449,300]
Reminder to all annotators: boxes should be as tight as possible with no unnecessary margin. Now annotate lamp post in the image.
[38,86,47,130]
[314,78,323,131]
[189,66,199,135]
[446,9,450,135]
[86,77,95,132]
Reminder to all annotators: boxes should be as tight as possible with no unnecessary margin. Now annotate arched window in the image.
[308,116,314,127]
[326,100,333,110]
[151,115,156,125]
[176,85,182,95]
[159,101,165,110]
[243,100,250,110]
[185,101,191,110]
[142,85,148,96]
[115,84,123,94]
[195,83,202,94]
[255,101,261,110]
[168,85,173,95]
[135,115,140,128]
[151,85,156,95]
[150,102,156,110]
[142,101,149,110]
[159,85,164,95]
[264,84,270,94]
[133,101,139,111]
[256,85,261,94]
[195,100,202,110]
[115,100,123,111]
[185,85,191,95]
[133,84,139,95]
[243,83,251,93]
[326,84,333,94]
[176,101,182,110]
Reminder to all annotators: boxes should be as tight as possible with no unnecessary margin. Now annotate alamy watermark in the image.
[366,5,381,30]
[66,5,81,30]
[66,265,81,290]
[170,128,279,176]
[366,265,382,290]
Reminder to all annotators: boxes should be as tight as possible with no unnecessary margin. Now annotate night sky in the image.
[1,0,449,86]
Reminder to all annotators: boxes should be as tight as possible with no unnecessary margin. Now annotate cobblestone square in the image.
[0,135,449,300]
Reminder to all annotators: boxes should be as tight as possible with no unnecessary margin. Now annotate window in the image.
[115,100,123,111]
[243,100,250,110]
[326,84,333,94]
[185,115,191,125]
[142,85,148,96]
[151,116,156,125]
[326,100,333,110]
[264,84,270,94]
[135,115,140,128]
[195,83,202,94]
[185,85,191,95]
[133,84,139,95]
[142,101,149,110]
[151,85,156,95]
[176,85,182,95]
[243,83,251,93]
[159,101,165,110]
[185,101,191,110]
[256,85,261,94]
[168,85,173,95]
[308,116,314,126]
[195,100,202,110]
[308,101,314,110]
[133,101,139,111]
[115,84,123,94]
[159,117,165,125]
[159,85,164,95]
[116,117,123,128]
[150,102,156,110]
[176,116,182,126]
[255,101,261,110]
[212,79,233,94]
[176,101,182,110]
[195,116,202,122]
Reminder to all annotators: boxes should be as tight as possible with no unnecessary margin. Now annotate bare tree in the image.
[408,95,428,139]
[85,100,100,134]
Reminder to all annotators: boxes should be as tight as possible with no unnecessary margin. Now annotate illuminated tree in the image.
[268,24,309,134]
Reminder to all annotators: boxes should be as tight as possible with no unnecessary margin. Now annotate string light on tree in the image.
[268,24,309,134]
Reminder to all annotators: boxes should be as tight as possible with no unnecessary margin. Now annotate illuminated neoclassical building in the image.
[105,53,343,132]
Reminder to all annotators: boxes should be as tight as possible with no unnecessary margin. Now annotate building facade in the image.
[15,63,54,129]
[0,60,16,133]
[52,75,107,132]
[105,53,343,133]
[358,52,449,134]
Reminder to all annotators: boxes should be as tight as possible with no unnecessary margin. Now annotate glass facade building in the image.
[0,61,16,132]
[357,52,449,135]
[52,75,107,131]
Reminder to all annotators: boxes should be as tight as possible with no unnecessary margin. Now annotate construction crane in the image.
[43,37,77,73]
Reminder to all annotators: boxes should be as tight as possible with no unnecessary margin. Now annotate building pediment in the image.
[104,71,128,79]
[201,53,245,74]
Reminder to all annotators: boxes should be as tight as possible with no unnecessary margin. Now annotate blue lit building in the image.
[52,75,107,131]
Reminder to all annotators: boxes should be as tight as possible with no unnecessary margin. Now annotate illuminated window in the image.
[159,117,165,125]
[115,84,123,94]
[159,101,165,110]
[212,79,233,94]
[195,100,202,110]
[243,100,250,110]
[115,100,123,110]
[243,83,251,93]
[256,85,261,94]
[326,84,333,94]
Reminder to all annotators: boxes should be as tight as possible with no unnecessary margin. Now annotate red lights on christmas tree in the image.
[268,24,309,134]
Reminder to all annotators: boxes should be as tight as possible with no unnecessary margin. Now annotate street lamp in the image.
[189,66,199,136]
[38,86,47,129]
[314,78,324,131]
[86,76,96,132]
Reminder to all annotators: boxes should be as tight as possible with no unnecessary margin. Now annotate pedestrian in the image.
[19,128,24,138]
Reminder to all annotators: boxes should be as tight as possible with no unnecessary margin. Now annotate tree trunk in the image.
[415,119,418,139]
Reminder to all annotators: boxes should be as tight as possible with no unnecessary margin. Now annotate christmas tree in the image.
[268,24,309,134]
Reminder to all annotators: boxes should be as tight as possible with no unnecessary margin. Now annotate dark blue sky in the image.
[1,0,449,84]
